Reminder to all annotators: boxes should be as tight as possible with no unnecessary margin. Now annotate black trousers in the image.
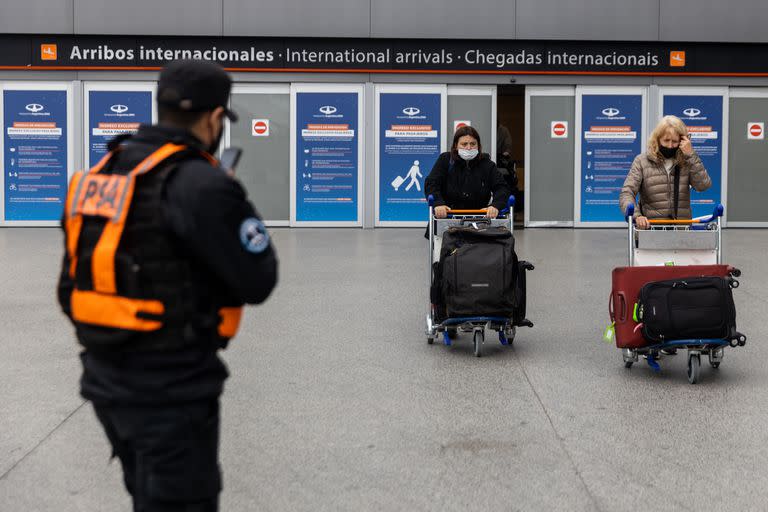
[93,400,221,512]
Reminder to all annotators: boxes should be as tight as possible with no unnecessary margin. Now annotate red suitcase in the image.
[610,265,736,349]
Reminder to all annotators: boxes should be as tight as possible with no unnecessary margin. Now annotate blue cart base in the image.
[620,337,746,384]
[427,316,523,357]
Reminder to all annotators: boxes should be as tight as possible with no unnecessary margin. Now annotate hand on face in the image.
[659,129,693,158]
[679,135,693,155]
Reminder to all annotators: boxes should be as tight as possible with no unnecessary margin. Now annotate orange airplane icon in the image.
[670,51,686,67]
[41,44,58,61]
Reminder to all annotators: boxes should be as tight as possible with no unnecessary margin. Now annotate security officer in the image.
[57,60,278,511]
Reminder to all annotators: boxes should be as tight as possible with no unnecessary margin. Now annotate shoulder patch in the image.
[239,218,270,254]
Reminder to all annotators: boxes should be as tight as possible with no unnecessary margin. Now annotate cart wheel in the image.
[473,330,484,358]
[687,353,701,384]
[506,326,516,346]
[427,336,434,345]
[708,348,723,368]
[500,326,515,346]
[621,349,637,367]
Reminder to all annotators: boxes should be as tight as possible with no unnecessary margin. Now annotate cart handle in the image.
[501,195,515,215]
[625,203,635,221]
[648,204,724,225]
[699,203,725,223]
[427,195,515,215]
[448,209,488,214]
[648,219,701,225]
[625,203,723,224]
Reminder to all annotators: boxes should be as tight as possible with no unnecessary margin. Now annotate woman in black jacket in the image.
[424,125,510,219]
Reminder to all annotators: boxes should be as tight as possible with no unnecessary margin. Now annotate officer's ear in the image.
[210,106,226,128]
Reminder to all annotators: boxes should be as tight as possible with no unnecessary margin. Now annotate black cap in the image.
[157,60,238,122]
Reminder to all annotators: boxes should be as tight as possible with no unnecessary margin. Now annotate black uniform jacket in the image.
[61,125,278,405]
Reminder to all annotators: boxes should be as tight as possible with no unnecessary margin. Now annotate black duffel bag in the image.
[638,276,743,344]
[434,224,518,319]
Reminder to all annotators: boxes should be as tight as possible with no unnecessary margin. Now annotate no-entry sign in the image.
[748,122,764,140]
[453,120,471,132]
[252,119,270,136]
[551,121,568,138]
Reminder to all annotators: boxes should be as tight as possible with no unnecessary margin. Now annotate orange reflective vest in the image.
[62,143,242,350]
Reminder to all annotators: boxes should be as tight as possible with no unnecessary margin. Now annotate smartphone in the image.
[219,147,242,173]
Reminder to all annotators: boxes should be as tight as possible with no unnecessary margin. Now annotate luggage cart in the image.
[627,203,724,267]
[425,195,529,357]
[621,203,745,383]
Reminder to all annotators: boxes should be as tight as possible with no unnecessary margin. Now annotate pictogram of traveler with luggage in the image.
[391,160,423,192]
[609,116,746,383]
[423,126,534,357]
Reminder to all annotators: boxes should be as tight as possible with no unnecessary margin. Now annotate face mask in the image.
[659,145,677,159]
[458,148,478,161]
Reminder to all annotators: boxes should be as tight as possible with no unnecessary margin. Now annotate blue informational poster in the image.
[295,92,359,222]
[663,95,723,218]
[378,93,441,223]
[3,89,68,221]
[88,90,152,167]
[580,94,643,222]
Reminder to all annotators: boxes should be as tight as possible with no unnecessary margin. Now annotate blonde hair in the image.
[648,115,689,163]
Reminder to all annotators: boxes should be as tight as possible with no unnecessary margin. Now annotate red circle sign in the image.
[253,121,268,134]
[750,124,762,137]
[553,123,566,136]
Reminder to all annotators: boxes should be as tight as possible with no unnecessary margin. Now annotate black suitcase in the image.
[638,276,741,343]
[432,224,526,320]
[513,260,535,328]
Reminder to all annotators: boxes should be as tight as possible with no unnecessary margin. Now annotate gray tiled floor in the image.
[0,227,767,511]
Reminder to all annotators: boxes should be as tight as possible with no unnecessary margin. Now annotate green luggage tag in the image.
[602,322,615,343]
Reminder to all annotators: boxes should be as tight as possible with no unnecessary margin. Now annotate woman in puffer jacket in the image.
[619,115,711,229]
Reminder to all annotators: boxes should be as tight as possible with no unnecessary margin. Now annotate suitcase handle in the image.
[459,218,492,226]
[609,291,627,322]
[618,292,627,322]
[608,291,614,322]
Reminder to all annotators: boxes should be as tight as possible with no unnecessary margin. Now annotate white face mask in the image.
[458,148,478,161]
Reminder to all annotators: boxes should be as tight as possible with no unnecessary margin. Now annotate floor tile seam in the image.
[512,348,603,512]
[0,400,88,482]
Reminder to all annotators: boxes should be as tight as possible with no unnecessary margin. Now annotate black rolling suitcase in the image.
[432,224,533,325]
[637,276,742,344]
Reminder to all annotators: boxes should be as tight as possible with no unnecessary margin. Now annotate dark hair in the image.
[158,104,208,128]
[450,125,485,160]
